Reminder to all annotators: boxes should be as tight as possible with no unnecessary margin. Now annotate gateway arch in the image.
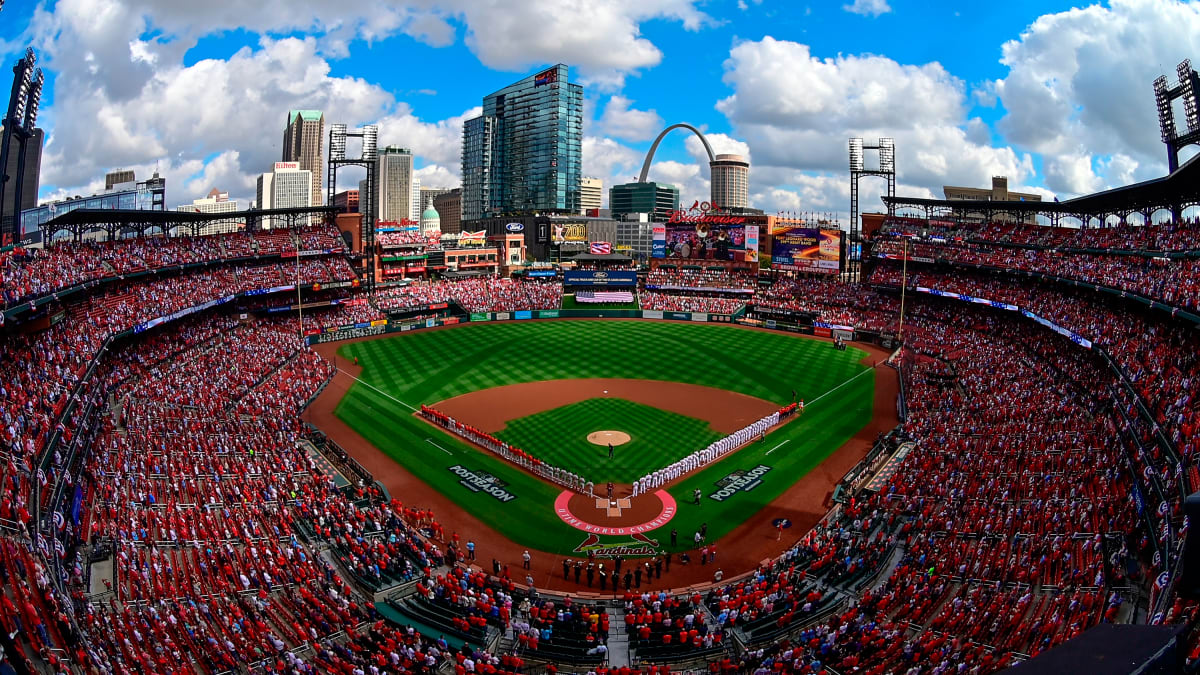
[637,123,715,183]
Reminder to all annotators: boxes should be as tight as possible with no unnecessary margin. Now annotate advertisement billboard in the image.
[664,222,744,260]
[744,225,759,263]
[563,270,638,287]
[651,225,667,259]
[551,222,588,244]
[458,230,487,246]
[771,226,841,273]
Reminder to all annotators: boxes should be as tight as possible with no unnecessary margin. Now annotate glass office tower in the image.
[461,64,582,220]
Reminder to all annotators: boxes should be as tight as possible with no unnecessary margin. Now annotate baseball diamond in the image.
[304,319,893,592]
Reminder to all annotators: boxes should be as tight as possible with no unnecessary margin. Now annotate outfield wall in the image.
[302,306,904,348]
[304,308,743,345]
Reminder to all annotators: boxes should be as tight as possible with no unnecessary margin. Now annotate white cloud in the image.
[414,164,460,190]
[22,0,718,207]
[598,96,664,142]
[992,0,1200,193]
[455,0,712,90]
[376,104,481,178]
[684,132,750,162]
[715,37,1038,216]
[36,35,397,206]
[843,0,891,18]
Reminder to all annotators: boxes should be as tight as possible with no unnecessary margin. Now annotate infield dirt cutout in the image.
[587,430,632,446]
[430,378,778,436]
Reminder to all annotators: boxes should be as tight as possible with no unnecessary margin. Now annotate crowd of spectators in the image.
[884,217,1200,252]
[377,231,436,248]
[373,277,562,313]
[1,224,346,308]
[644,268,756,292]
[873,236,1200,311]
[639,292,745,314]
[5,216,1200,672]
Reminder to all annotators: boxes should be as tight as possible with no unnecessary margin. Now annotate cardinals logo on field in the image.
[573,531,661,557]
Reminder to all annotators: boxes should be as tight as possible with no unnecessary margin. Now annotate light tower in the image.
[0,47,44,243]
[848,137,895,280]
[1154,60,1200,174]
[327,123,379,288]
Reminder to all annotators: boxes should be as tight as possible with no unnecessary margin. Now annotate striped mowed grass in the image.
[493,398,722,483]
[333,320,875,552]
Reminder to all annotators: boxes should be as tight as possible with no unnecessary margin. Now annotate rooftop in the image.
[287,110,324,125]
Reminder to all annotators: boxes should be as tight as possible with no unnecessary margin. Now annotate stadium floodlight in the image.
[1179,60,1200,133]
[329,123,347,161]
[22,69,43,132]
[1156,76,1176,143]
[878,137,895,172]
[361,124,378,160]
[848,138,863,172]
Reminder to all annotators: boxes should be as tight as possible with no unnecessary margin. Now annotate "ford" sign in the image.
[505,222,524,233]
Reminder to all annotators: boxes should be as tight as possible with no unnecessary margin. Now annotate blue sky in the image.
[1,0,1198,218]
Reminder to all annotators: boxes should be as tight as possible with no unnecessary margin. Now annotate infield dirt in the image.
[307,324,898,593]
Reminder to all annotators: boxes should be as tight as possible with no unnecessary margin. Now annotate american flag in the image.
[589,241,612,255]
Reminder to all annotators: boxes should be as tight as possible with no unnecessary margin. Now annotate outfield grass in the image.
[560,294,641,310]
[334,320,875,555]
[493,398,723,483]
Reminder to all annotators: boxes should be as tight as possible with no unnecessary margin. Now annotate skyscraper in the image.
[257,162,312,226]
[461,64,582,221]
[610,181,680,222]
[105,168,134,190]
[282,110,324,206]
[580,177,602,214]
[376,146,417,222]
[709,154,750,209]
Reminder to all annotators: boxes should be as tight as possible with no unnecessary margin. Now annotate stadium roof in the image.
[40,205,339,229]
[884,152,1200,219]
[1002,623,1185,675]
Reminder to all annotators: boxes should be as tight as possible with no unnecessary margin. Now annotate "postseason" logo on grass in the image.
[448,464,517,502]
[709,464,772,502]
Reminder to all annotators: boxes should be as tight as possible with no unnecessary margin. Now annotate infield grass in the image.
[493,398,723,483]
[333,320,875,555]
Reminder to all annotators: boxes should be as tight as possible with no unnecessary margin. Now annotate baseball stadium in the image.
[2,7,1200,674]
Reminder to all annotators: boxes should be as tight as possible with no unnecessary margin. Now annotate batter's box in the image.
[596,497,631,516]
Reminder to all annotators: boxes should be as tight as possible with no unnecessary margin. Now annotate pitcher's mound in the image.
[587,430,632,446]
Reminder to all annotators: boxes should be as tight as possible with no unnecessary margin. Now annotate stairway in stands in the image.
[606,610,630,667]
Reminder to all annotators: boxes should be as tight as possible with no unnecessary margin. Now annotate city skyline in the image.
[2,0,1199,223]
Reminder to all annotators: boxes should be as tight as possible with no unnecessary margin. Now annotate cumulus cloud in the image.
[598,96,664,142]
[843,0,891,17]
[35,34,398,206]
[21,0,714,206]
[991,0,1200,193]
[455,0,712,90]
[715,37,1036,216]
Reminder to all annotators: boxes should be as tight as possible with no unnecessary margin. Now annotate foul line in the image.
[425,438,453,455]
[806,366,876,407]
[765,439,790,456]
[337,368,418,412]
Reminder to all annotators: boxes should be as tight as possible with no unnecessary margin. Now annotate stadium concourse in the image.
[0,210,1199,674]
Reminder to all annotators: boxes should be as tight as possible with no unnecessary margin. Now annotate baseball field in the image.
[317,319,880,574]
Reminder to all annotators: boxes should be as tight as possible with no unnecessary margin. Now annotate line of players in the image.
[631,412,781,497]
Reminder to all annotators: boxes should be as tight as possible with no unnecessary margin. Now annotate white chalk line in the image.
[765,440,790,456]
[425,438,453,455]
[806,366,875,407]
[337,367,418,412]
